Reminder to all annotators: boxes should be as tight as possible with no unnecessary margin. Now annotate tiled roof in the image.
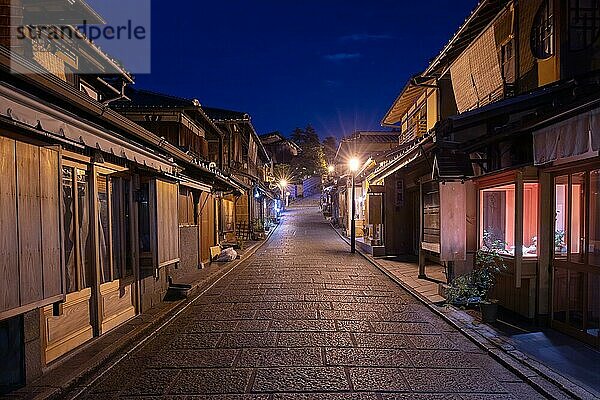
[341,131,400,143]
[112,87,199,109]
[203,107,250,122]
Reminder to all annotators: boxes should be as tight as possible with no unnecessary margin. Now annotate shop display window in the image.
[479,182,539,257]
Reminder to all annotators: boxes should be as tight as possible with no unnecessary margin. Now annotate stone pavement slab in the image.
[68,205,556,399]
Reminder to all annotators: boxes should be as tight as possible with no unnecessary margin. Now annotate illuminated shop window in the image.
[555,171,599,265]
[480,183,539,257]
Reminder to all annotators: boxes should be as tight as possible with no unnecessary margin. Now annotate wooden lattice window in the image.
[569,0,600,51]
[531,0,555,59]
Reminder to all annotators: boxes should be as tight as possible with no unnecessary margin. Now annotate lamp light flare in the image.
[279,179,288,188]
[348,157,360,172]
[328,165,335,173]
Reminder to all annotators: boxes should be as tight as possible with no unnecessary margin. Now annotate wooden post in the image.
[418,180,426,278]
[515,171,524,288]
[89,164,102,336]
[537,171,552,318]
[194,191,202,268]
[131,174,141,313]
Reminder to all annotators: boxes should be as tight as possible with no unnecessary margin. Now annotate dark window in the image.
[0,316,24,394]
[138,183,151,253]
[501,39,516,83]
[569,0,600,51]
[97,175,110,284]
[62,167,76,293]
[62,167,94,293]
[531,0,555,59]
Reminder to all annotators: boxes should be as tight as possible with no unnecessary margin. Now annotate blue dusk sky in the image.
[133,1,477,138]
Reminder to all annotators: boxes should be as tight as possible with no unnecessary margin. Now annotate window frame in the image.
[568,0,600,51]
[95,169,135,284]
[477,175,540,260]
[62,161,92,294]
[553,168,600,271]
[531,0,556,60]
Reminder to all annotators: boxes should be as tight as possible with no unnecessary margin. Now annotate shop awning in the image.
[533,107,600,165]
[367,139,426,184]
[174,174,212,192]
[367,185,385,194]
[1,84,177,174]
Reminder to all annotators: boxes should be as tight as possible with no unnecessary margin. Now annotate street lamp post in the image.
[348,158,360,254]
[279,179,288,211]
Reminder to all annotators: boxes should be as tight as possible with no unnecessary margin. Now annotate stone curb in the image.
[329,222,594,400]
[19,222,282,400]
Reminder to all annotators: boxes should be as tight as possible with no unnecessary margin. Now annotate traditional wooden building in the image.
[111,88,245,278]
[203,107,273,240]
[375,0,600,348]
[260,131,301,164]
[332,131,400,242]
[0,0,240,391]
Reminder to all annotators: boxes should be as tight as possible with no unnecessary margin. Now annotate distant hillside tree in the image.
[290,125,326,177]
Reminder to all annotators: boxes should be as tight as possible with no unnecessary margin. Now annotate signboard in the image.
[395,178,404,207]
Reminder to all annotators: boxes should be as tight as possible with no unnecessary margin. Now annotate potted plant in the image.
[472,247,507,323]
[446,231,507,323]
[445,273,481,307]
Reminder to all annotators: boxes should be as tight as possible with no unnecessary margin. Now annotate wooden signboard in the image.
[439,182,467,261]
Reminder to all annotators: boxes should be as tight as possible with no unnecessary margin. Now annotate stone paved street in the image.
[76,204,546,399]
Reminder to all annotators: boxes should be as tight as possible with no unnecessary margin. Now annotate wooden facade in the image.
[0,0,272,392]
[364,0,600,349]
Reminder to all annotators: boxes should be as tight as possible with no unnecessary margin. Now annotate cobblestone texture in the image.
[77,205,546,399]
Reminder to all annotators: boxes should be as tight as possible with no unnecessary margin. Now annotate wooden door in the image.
[42,165,93,364]
[97,174,136,335]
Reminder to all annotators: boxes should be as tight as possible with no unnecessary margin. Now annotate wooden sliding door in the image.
[96,173,136,335]
[42,164,93,363]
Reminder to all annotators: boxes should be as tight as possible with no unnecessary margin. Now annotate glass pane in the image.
[523,183,539,257]
[480,184,515,255]
[62,167,76,293]
[590,169,600,267]
[110,178,122,280]
[124,180,133,277]
[569,271,585,329]
[97,175,111,283]
[77,170,92,289]
[138,183,151,253]
[587,273,600,337]
[554,176,568,259]
[571,173,586,263]
[553,267,568,323]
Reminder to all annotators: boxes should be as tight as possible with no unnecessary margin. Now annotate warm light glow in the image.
[348,157,360,172]
[279,179,288,188]
[328,165,335,173]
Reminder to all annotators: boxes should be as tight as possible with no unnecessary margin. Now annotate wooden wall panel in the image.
[43,288,93,363]
[236,193,249,227]
[40,148,62,298]
[155,180,179,267]
[439,182,467,262]
[200,192,211,263]
[16,142,43,306]
[0,137,19,313]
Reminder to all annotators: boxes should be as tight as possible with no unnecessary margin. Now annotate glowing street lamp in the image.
[327,165,335,174]
[279,179,289,209]
[348,157,360,254]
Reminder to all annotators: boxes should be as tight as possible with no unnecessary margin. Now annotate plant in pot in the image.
[473,233,508,323]
[445,273,481,307]
[446,230,507,323]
